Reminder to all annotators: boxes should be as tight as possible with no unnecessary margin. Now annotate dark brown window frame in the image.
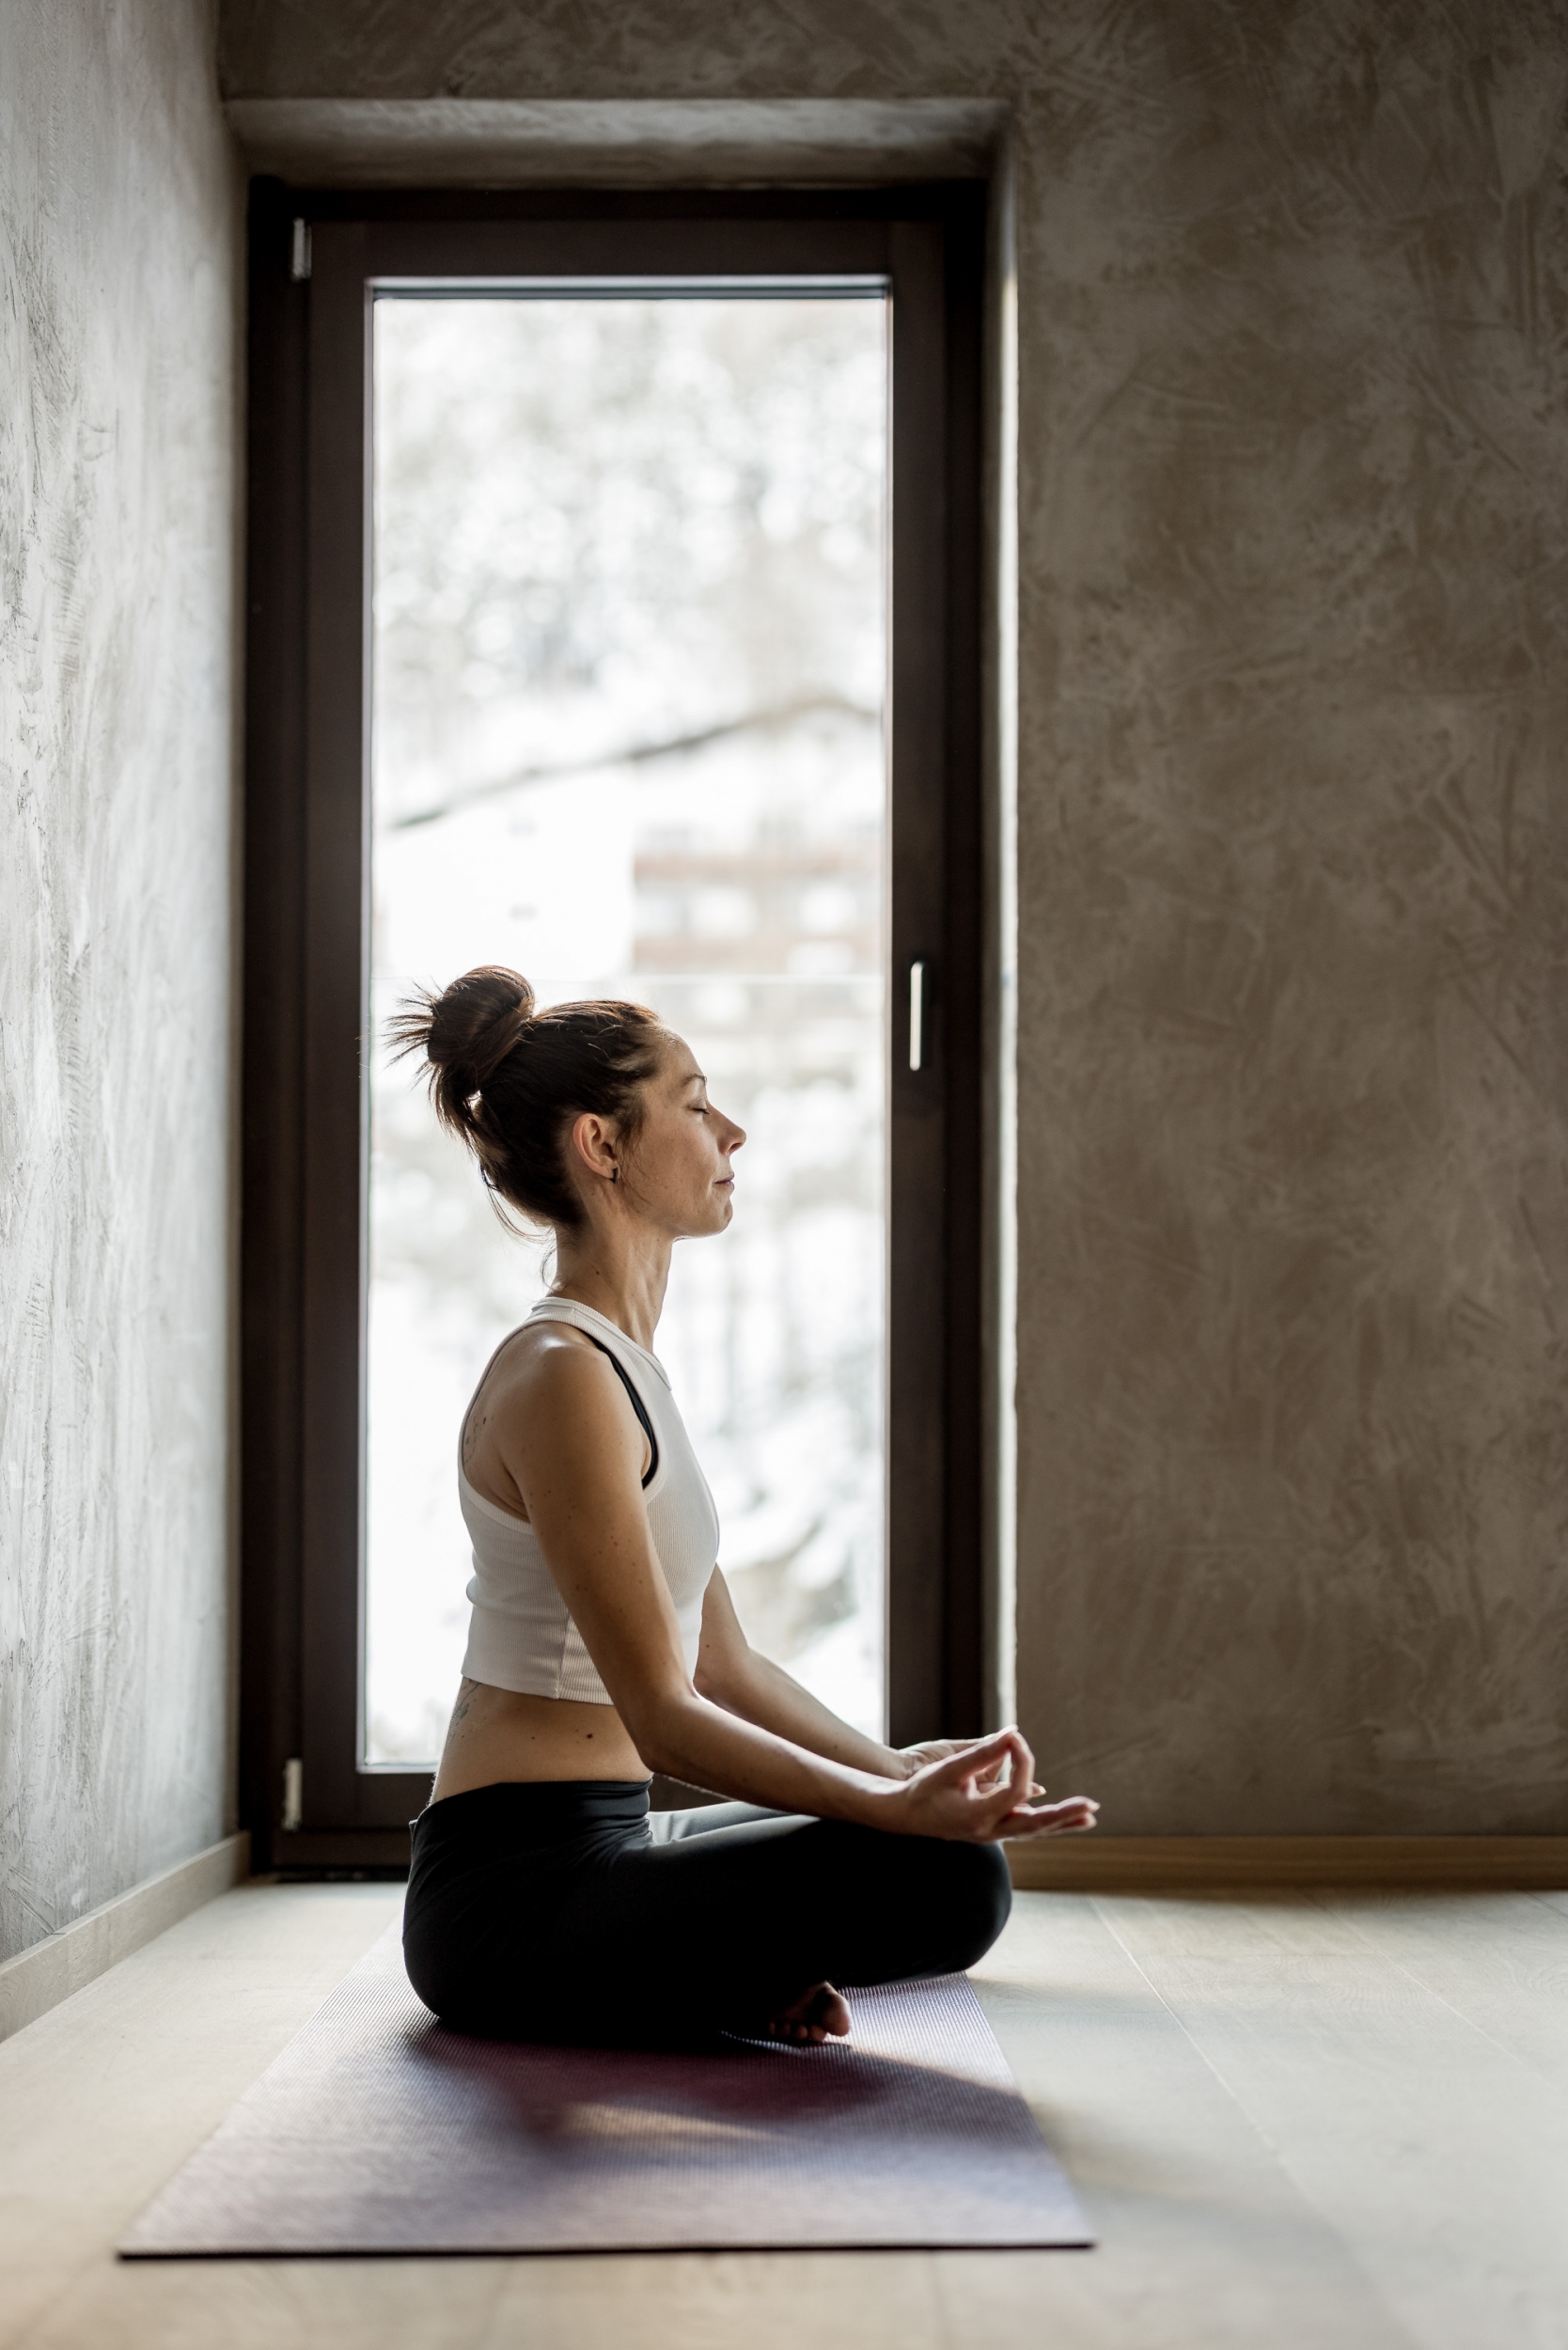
[241,178,986,1872]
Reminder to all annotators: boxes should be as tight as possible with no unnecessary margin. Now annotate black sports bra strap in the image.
[587,1337,660,1490]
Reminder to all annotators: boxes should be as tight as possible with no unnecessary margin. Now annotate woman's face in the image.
[622,1032,745,1238]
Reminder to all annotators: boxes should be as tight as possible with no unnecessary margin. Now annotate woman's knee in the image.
[848,1830,1011,1973]
[932,1838,1011,1966]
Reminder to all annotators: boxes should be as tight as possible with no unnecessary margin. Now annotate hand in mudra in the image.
[898,1731,1049,1802]
[898,1733,1036,1788]
[891,1727,1097,1842]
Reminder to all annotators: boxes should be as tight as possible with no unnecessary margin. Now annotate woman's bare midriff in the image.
[430,1679,650,1803]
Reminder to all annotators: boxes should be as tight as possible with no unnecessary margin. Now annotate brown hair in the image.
[388,966,666,1230]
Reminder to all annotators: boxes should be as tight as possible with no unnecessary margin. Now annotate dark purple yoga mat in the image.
[121,1922,1091,2254]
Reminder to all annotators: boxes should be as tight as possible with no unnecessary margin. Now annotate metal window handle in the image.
[908,960,926,1073]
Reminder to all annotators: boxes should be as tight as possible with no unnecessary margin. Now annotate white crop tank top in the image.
[458,1297,720,1704]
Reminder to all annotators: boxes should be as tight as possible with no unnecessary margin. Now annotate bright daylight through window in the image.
[365,290,890,1764]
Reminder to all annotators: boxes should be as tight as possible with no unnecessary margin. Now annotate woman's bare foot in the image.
[767,1982,851,2045]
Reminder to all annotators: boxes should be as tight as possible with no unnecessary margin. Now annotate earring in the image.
[610,1166,619,1183]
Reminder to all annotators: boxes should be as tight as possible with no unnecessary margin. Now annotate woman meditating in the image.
[398,966,1098,2049]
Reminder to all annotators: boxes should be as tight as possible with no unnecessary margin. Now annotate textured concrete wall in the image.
[1014,10,1568,1834]
[0,2,241,1961]
[221,0,1568,1833]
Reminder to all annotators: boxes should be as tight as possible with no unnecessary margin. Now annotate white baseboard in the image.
[1007,1835,1568,1893]
[0,1832,249,2044]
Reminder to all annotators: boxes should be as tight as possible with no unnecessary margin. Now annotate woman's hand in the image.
[896,1733,1044,1799]
[881,1727,1098,1843]
[897,1736,979,1776]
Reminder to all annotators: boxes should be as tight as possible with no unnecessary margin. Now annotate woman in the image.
[397,966,1097,2050]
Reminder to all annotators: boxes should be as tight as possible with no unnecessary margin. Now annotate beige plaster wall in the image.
[1012,13,1568,1834]
[221,0,1568,1833]
[0,1,242,1960]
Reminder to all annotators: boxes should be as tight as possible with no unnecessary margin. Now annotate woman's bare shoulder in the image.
[466,1318,643,1508]
[474,1319,598,1412]
[470,1319,619,1444]
[463,1321,621,1506]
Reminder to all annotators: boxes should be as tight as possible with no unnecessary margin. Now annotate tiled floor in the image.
[2,1876,1564,2347]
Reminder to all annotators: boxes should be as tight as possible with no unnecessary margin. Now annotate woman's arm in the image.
[694,1573,1034,1793]
[693,1571,913,1778]
[498,1335,1096,1844]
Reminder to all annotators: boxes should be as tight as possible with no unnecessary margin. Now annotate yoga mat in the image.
[121,1923,1091,2255]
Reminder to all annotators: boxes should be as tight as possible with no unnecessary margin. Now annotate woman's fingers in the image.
[926,1725,1019,1789]
[997,1796,1099,1840]
[965,1731,1038,1828]
[905,1733,997,1773]
[992,1728,1036,1808]
[902,1728,1077,1843]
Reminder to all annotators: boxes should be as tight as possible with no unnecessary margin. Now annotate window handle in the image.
[908,960,926,1073]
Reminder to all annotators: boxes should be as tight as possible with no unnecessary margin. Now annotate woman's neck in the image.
[548,1226,671,1352]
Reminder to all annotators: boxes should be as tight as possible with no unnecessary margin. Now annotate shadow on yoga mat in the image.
[121,1923,1092,2254]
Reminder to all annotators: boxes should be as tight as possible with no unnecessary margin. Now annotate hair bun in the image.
[389,974,665,1230]
[388,965,535,1109]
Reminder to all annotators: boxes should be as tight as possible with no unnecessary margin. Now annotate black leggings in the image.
[402,1779,1011,2047]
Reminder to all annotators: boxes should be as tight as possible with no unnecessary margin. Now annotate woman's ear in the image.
[568,1108,619,1187]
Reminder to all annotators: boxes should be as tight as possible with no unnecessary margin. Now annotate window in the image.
[242,187,985,1867]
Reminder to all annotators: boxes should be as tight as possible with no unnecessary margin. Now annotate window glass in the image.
[366,293,889,1763]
